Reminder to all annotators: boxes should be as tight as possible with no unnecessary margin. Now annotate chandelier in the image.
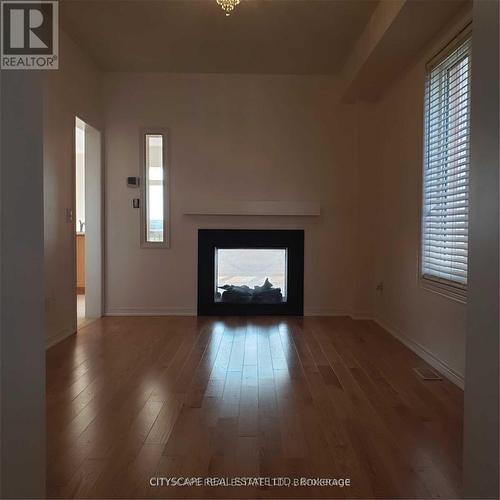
[216,0,240,16]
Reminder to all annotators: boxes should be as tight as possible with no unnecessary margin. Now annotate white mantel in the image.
[183,200,320,217]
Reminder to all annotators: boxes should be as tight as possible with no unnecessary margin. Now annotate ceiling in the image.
[59,0,379,74]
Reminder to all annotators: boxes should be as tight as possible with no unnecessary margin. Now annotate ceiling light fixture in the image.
[217,0,240,16]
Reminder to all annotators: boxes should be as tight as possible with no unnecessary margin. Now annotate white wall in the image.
[1,72,45,498]
[49,20,471,388]
[359,12,472,385]
[103,73,359,316]
[463,0,499,497]
[48,16,472,388]
[44,30,103,345]
[352,102,377,317]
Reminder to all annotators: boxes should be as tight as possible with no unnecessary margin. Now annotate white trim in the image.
[105,307,196,316]
[374,318,464,389]
[420,276,467,304]
[46,326,76,349]
[350,311,374,320]
[426,22,472,70]
[304,308,351,317]
[106,308,366,318]
[106,307,350,317]
[83,121,104,317]
[184,200,321,217]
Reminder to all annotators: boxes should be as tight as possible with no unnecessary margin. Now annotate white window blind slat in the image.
[426,168,468,181]
[426,121,469,144]
[421,36,471,290]
[427,91,470,121]
[427,139,469,158]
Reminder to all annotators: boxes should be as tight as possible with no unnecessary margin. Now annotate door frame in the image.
[73,116,104,322]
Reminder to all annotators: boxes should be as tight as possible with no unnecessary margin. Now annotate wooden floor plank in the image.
[47,316,463,499]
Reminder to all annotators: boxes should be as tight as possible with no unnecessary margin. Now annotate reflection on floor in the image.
[77,294,95,330]
[46,316,463,499]
[77,294,85,323]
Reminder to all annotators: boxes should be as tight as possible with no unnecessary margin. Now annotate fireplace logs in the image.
[218,278,283,304]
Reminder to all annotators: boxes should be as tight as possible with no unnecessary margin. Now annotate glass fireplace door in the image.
[215,248,287,304]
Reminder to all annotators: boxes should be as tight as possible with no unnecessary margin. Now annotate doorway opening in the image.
[75,120,86,324]
[75,117,102,328]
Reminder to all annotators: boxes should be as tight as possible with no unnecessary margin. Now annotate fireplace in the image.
[198,229,304,316]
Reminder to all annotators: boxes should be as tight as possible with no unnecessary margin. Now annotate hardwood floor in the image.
[47,316,463,499]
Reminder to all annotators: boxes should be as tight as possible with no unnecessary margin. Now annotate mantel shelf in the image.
[183,201,320,217]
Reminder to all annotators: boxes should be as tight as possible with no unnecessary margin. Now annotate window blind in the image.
[422,36,471,289]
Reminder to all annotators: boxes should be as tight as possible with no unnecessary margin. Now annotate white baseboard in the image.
[105,307,197,316]
[107,307,352,317]
[46,326,76,349]
[105,305,366,318]
[350,311,374,320]
[374,318,464,389]
[304,308,351,316]
[303,310,373,319]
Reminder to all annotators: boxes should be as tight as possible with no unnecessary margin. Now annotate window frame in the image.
[140,128,169,249]
[419,28,472,302]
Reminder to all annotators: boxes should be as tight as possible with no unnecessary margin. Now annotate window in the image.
[421,35,471,296]
[141,129,168,247]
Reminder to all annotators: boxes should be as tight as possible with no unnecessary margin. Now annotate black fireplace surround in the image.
[198,229,304,316]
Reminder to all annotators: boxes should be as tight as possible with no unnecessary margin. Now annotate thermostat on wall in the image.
[127,176,140,187]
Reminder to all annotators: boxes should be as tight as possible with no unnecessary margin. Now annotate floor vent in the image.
[413,366,442,381]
